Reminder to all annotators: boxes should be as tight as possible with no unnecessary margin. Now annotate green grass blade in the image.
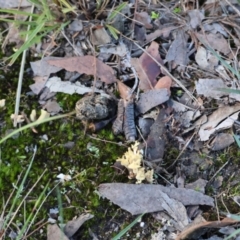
[0,9,38,17]
[217,88,240,95]
[0,18,37,25]
[233,135,240,148]
[3,146,37,229]
[0,111,75,144]
[224,228,240,240]
[198,38,240,79]
[112,213,145,240]
[41,0,54,20]
[16,181,50,240]
[106,24,119,40]
[19,24,58,40]
[8,16,45,65]
[108,2,128,21]
[28,0,41,5]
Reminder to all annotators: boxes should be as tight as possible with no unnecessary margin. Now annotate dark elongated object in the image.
[112,99,124,135]
[124,99,136,141]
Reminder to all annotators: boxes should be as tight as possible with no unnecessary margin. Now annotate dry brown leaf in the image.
[43,100,62,115]
[136,89,169,114]
[68,19,83,32]
[185,179,208,194]
[48,56,117,84]
[144,110,166,160]
[134,24,146,44]
[47,224,69,240]
[131,41,163,91]
[196,32,231,56]
[165,30,189,70]
[203,22,228,37]
[98,183,214,215]
[139,41,163,86]
[146,25,176,42]
[117,80,131,100]
[29,76,48,95]
[64,214,94,238]
[135,12,152,29]
[30,57,63,77]
[159,191,189,231]
[199,104,240,141]
[187,9,204,29]
[195,78,227,99]
[154,76,172,94]
[195,46,219,71]
[131,58,152,90]
[90,27,111,45]
[210,133,235,151]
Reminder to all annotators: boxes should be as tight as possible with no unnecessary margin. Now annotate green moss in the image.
[0,57,130,238]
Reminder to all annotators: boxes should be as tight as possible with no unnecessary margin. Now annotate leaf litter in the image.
[98,183,214,215]
[4,0,240,238]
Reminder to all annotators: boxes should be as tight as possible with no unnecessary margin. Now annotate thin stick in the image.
[224,0,240,17]
[208,159,230,183]
[22,221,48,240]
[130,66,138,96]
[136,126,147,160]
[61,30,83,56]
[221,194,230,215]
[167,130,197,169]
[14,4,35,127]
[215,196,220,222]
[87,134,128,147]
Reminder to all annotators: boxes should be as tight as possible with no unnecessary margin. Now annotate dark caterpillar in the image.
[112,98,136,141]
[124,99,136,141]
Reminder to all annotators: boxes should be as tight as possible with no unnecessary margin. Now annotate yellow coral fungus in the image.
[116,141,153,183]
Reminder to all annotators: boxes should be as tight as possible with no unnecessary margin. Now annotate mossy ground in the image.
[0,56,143,239]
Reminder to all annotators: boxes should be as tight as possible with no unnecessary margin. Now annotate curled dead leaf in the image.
[117,80,131,100]
[154,76,172,94]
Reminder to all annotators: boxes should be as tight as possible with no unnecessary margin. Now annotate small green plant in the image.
[105,2,128,40]
[173,7,181,14]
[0,146,50,239]
[0,0,73,65]
[151,11,160,19]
